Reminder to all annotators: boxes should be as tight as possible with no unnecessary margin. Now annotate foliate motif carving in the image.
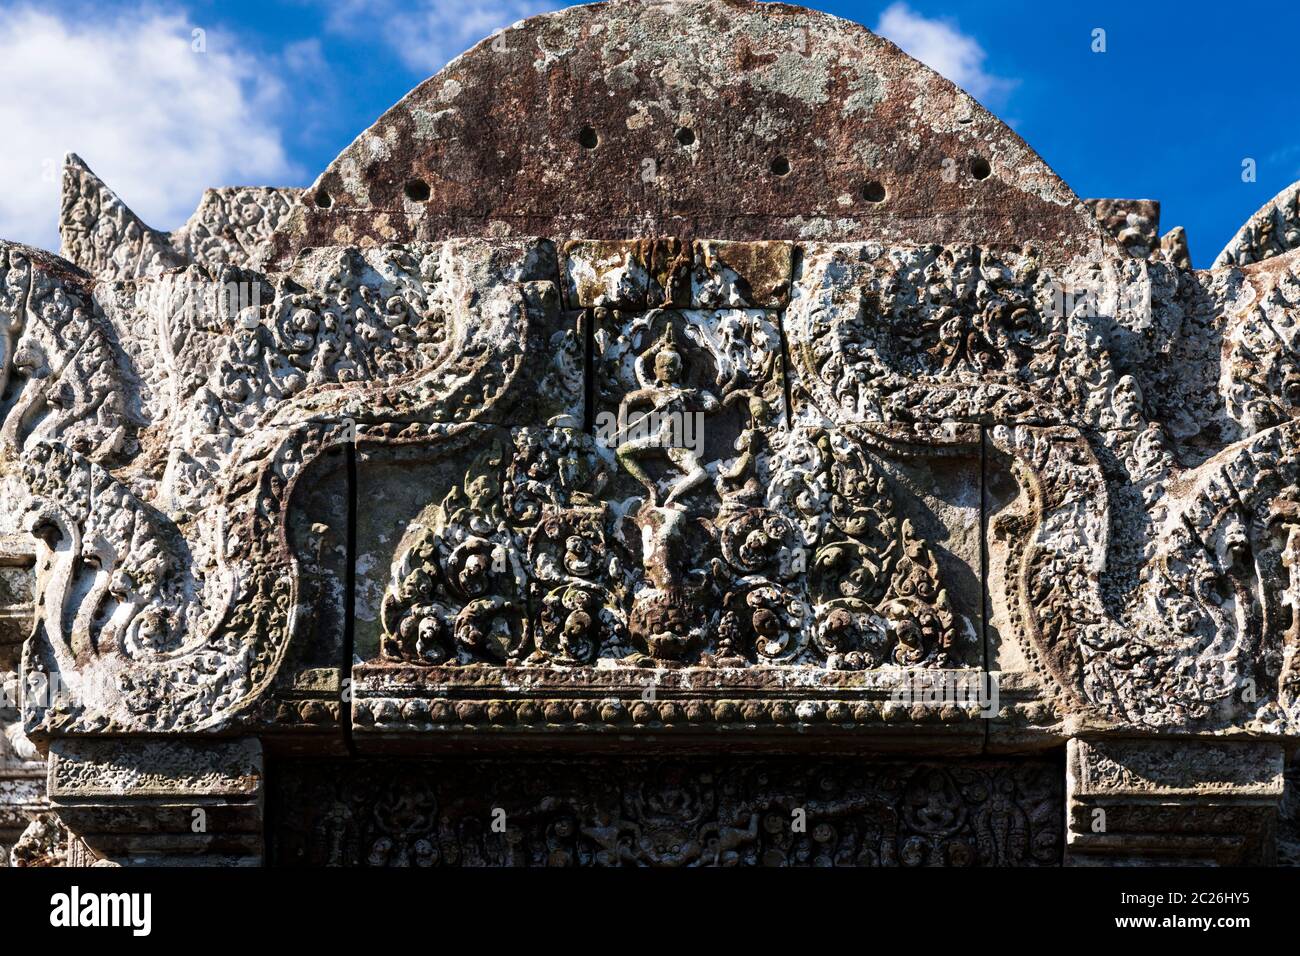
[378,426,611,667]
[9,223,1300,737]
[60,154,301,281]
[60,154,183,281]
[1073,739,1284,797]
[9,56,1300,749]
[774,237,1300,732]
[785,243,1148,429]
[364,279,976,676]
[272,758,1062,867]
[173,187,301,272]
[1067,739,1284,865]
[991,419,1300,731]
[13,237,577,734]
[0,245,135,466]
[1215,180,1300,269]
[1217,254,1300,437]
[373,418,973,671]
[6,0,1300,872]
[48,738,261,798]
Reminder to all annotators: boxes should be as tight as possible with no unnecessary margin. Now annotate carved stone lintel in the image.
[1065,738,1285,866]
[271,755,1064,867]
[47,737,263,866]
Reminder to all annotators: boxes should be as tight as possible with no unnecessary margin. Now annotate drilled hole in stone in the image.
[675,127,696,147]
[970,156,992,180]
[314,189,332,209]
[771,156,791,177]
[404,179,431,202]
[863,180,887,203]
[578,126,600,149]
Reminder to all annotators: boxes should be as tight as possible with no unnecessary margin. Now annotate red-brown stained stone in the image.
[268,0,1110,268]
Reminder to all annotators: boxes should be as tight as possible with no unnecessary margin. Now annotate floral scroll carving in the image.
[3,214,1300,740]
[11,239,575,734]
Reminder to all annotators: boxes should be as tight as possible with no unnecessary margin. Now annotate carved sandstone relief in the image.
[11,239,579,735]
[345,240,986,744]
[271,756,1063,868]
[0,0,1299,867]
[4,227,1299,742]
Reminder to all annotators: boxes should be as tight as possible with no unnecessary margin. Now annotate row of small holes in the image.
[316,179,432,208]
[576,127,992,189]
[309,143,991,209]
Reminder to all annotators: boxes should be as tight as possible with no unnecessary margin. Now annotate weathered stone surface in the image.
[1159,225,1192,271]
[0,0,1298,867]
[61,153,301,280]
[1216,180,1300,268]
[1067,738,1284,865]
[267,0,1110,267]
[8,812,67,867]
[1085,198,1160,260]
[47,738,264,865]
[0,538,41,865]
[271,756,1063,867]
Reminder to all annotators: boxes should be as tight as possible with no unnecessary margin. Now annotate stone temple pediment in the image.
[2,0,1299,868]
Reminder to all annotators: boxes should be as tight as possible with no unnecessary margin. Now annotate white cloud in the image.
[0,5,298,252]
[875,2,1014,103]
[322,0,559,74]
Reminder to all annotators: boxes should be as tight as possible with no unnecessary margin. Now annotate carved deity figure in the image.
[616,326,719,507]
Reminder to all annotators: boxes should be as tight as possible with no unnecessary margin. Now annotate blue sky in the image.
[1,0,1295,267]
